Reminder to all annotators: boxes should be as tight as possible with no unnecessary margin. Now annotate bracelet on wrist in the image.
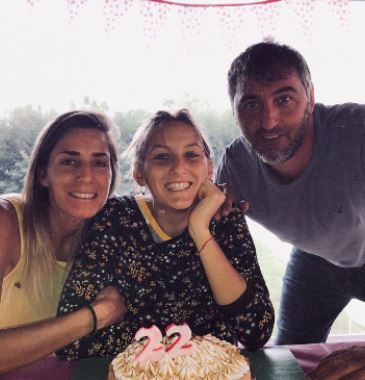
[196,234,215,255]
[85,303,98,334]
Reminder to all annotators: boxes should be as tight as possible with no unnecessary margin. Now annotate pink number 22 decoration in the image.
[135,325,165,363]
[165,322,193,358]
[135,323,193,362]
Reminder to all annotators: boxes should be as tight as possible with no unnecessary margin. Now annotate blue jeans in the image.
[275,248,365,345]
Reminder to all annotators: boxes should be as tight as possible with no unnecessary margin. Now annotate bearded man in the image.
[217,42,365,345]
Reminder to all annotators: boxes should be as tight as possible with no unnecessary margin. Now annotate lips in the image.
[70,192,97,199]
[257,128,286,141]
[165,182,192,192]
[261,133,282,140]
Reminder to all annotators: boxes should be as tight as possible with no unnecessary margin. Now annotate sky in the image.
[0,0,364,115]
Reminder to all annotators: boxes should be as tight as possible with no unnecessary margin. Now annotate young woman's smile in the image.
[136,121,212,216]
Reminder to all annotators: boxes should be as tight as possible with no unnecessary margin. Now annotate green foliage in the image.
[0,105,55,193]
[0,98,240,193]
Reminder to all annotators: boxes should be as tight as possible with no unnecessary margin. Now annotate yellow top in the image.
[135,195,171,242]
[0,195,72,329]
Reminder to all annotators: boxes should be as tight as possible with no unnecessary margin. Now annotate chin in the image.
[169,200,195,212]
[72,209,101,221]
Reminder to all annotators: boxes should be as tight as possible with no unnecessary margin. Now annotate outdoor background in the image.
[1,0,364,337]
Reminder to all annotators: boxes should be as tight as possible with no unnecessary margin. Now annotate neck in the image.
[50,219,81,261]
[145,197,189,237]
[272,117,315,182]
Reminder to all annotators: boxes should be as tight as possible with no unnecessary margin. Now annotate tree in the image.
[0,105,54,193]
[0,98,238,194]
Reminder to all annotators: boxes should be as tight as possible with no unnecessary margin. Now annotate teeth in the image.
[262,134,280,140]
[71,192,96,199]
[165,182,191,191]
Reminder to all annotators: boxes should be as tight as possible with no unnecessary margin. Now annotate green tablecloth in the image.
[72,346,304,380]
[244,347,304,379]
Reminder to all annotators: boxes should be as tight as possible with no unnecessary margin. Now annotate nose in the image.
[262,105,279,130]
[76,163,94,182]
[170,156,186,174]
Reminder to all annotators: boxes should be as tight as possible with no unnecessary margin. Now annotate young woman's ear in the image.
[133,166,145,186]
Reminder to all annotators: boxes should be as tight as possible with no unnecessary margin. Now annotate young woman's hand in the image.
[188,178,226,237]
[91,286,127,330]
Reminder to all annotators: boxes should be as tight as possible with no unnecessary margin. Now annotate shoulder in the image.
[0,195,21,277]
[213,203,248,231]
[222,136,252,160]
[0,195,20,229]
[103,195,138,215]
[217,136,257,181]
[315,103,365,129]
[90,195,141,228]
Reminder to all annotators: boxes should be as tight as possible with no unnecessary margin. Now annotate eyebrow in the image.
[58,150,109,157]
[149,143,202,151]
[240,86,298,103]
[272,86,298,95]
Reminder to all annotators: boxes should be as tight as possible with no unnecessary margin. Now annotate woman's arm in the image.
[213,207,274,350]
[0,285,126,374]
[188,185,274,349]
[188,179,247,305]
[0,200,127,375]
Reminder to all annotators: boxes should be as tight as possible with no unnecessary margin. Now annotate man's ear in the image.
[308,83,315,112]
[133,165,145,186]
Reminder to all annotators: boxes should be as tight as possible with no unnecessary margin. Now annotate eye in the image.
[240,100,260,111]
[60,158,78,167]
[152,153,170,162]
[276,95,292,105]
[185,151,201,159]
[94,159,109,168]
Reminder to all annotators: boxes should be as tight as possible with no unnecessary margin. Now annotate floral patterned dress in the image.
[57,195,274,360]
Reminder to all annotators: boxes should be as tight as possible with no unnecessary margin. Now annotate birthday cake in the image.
[108,324,251,380]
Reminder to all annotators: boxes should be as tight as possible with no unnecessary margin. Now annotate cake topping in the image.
[110,332,250,380]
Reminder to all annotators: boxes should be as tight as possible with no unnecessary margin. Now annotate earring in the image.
[140,185,146,195]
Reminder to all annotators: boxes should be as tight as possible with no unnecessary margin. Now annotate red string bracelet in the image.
[197,235,215,255]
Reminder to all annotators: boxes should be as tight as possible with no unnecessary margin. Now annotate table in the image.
[71,346,304,380]
[0,346,303,380]
[4,340,365,380]
[289,340,365,374]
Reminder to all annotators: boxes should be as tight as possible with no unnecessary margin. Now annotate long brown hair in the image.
[22,110,120,299]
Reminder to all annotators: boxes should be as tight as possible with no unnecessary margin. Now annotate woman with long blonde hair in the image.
[58,109,274,359]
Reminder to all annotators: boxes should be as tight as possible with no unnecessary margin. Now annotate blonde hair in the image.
[21,110,120,300]
[122,109,213,183]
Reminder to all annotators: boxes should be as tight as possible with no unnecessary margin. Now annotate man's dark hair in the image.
[228,42,312,101]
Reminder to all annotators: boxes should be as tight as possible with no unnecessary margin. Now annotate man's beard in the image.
[250,106,310,167]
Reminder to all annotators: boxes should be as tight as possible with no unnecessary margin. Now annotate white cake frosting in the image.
[108,334,251,380]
